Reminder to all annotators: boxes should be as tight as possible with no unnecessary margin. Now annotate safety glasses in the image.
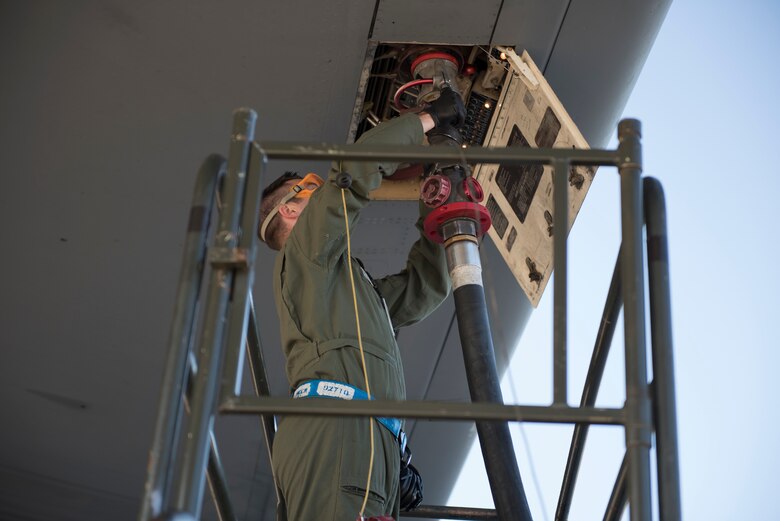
[259,172,324,242]
[287,173,324,199]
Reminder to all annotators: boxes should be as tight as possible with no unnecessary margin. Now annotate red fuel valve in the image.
[462,177,484,203]
[420,175,452,208]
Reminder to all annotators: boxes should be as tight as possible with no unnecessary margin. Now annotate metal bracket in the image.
[495,46,540,90]
[208,247,249,269]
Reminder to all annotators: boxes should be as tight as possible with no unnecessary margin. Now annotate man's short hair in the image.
[258,171,301,251]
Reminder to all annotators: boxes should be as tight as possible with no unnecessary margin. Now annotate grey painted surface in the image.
[492,0,569,62]
[372,0,502,44]
[0,1,668,519]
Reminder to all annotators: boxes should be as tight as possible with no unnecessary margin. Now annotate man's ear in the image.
[278,203,297,218]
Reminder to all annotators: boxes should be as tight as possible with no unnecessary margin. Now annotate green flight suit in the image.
[271,113,450,520]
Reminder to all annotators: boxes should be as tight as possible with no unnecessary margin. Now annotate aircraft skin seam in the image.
[367,0,381,39]
[488,0,506,48]
[543,0,574,74]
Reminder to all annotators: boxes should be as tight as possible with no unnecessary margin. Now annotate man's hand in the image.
[425,87,466,128]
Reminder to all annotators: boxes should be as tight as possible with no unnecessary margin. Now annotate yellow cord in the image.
[341,188,375,518]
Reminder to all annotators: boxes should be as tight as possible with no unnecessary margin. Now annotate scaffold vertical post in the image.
[138,154,224,521]
[553,158,570,406]
[219,143,268,402]
[171,108,257,517]
[617,118,653,521]
[644,177,682,521]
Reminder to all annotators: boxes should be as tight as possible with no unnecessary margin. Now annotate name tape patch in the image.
[317,381,355,400]
[293,382,312,398]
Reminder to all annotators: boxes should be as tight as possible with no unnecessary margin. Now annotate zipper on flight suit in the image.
[354,257,395,337]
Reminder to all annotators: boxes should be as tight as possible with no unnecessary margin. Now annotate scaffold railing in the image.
[138,108,680,521]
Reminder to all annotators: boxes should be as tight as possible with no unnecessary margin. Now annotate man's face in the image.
[281,175,321,225]
[259,172,325,246]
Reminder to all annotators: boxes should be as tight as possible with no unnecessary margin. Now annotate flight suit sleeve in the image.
[286,113,425,269]
[374,201,451,328]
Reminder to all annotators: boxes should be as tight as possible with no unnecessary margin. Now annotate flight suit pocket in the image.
[340,485,386,504]
[338,417,389,509]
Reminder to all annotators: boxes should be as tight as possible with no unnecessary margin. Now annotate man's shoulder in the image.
[278,231,344,275]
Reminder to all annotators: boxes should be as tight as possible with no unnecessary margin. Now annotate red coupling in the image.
[410,52,461,77]
[420,175,452,208]
[462,177,484,203]
[423,202,492,244]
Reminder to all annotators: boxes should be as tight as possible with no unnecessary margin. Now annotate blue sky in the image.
[450,2,780,519]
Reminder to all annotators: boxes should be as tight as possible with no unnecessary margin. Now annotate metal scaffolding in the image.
[138,109,681,521]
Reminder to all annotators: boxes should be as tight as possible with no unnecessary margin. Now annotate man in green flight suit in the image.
[257,88,465,520]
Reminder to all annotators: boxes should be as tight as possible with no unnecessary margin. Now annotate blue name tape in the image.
[293,379,404,444]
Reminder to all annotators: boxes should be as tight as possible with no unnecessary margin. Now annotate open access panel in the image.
[351,45,595,306]
[473,49,595,306]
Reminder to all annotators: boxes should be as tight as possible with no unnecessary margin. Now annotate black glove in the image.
[399,462,424,511]
[425,86,466,129]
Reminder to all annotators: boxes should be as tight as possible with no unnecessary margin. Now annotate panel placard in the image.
[474,49,596,306]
